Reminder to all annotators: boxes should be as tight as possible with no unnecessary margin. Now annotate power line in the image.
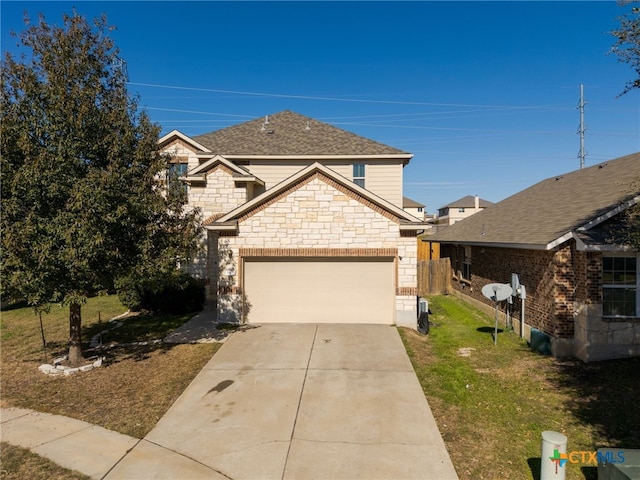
[128,81,571,111]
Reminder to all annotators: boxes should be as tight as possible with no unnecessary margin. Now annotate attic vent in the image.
[266,130,274,134]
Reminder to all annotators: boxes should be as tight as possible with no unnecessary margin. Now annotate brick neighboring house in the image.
[158,110,430,327]
[429,153,640,361]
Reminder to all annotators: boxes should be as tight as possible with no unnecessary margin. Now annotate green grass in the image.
[1,295,220,439]
[400,294,640,480]
[0,295,128,361]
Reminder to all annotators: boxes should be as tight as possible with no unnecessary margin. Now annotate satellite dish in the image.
[482,283,513,302]
[481,283,513,346]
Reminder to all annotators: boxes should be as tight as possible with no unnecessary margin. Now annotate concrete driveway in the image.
[106,324,458,480]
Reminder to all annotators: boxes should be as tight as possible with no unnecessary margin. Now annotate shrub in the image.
[118,273,205,314]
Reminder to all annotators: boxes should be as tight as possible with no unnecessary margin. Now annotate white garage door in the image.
[243,258,394,324]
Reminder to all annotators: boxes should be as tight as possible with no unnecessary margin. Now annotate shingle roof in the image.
[440,195,494,209]
[403,196,425,208]
[192,110,409,156]
[429,152,640,248]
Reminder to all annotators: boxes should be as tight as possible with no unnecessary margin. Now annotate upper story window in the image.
[458,208,465,213]
[603,255,638,317]
[417,207,423,212]
[167,160,188,196]
[353,164,365,188]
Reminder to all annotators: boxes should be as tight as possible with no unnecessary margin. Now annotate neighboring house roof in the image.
[429,152,640,250]
[206,162,429,229]
[192,110,411,158]
[440,195,493,209]
[403,197,425,208]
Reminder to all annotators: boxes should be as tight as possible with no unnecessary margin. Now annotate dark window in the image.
[168,162,188,196]
[353,164,365,188]
[603,256,637,317]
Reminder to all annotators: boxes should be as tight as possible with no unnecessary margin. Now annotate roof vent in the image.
[260,115,270,132]
[305,121,311,132]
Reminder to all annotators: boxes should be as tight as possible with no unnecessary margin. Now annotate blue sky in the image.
[2,1,639,213]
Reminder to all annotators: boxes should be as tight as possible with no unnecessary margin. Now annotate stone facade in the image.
[189,165,250,221]
[158,118,427,330]
[213,175,419,325]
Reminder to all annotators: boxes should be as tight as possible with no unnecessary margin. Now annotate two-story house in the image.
[436,195,493,225]
[159,111,429,328]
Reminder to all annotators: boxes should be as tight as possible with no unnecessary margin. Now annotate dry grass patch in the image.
[400,295,640,480]
[0,442,91,480]
[1,296,221,438]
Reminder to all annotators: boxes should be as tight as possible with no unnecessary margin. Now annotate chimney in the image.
[474,195,480,212]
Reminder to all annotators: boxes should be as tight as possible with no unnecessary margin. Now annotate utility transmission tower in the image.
[577,83,587,169]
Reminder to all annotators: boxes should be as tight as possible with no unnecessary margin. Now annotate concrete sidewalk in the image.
[2,324,458,479]
[0,407,139,479]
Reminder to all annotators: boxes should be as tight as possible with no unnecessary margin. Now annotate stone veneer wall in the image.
[189,165,248,221]
[215,175,419,325]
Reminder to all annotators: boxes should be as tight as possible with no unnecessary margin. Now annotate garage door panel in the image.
[244,258,394,324]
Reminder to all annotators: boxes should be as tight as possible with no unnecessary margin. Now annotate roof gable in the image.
[159,130,211,152]
[193,110,410,157]
[430,152,640,249]
[188,155,251,176]
[207,162,426,228]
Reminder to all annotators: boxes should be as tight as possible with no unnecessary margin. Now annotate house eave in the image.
[400,223,432,231]
[430,239,552,251]
[232,174,265,186]
[204,221,238,232]
[222,153,414,162]
[181,174,206,182]
[576,194,640,232]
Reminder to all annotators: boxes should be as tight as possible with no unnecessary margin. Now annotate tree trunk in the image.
[68,302,84,366]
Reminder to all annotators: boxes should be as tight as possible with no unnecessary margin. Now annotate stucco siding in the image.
[366,162,403,207]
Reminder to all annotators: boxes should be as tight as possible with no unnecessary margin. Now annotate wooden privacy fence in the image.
[417,258,452,296]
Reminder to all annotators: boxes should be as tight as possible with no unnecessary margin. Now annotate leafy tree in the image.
[611,0,640,94]
[1,12,202,366]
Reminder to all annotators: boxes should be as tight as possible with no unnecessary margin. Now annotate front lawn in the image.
[0,295,220,439]
[400,295,640,480]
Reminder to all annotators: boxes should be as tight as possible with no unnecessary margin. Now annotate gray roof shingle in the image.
[429,152,640,248]
[403,196,425,208]
[192,110,409,156]
[440,195,494,209]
